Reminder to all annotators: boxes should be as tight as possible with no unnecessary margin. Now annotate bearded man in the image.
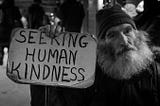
[91,4,160,106]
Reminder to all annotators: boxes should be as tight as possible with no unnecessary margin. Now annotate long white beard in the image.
[97,31,153,80]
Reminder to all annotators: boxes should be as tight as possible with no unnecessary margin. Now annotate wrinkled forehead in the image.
[106,23,133,33]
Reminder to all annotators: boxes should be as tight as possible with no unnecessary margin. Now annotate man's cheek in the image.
[110,42,120,53]
[133,38,142,50]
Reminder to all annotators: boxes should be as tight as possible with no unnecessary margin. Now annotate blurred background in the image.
[0,0,144,35]
[0,0,159,106]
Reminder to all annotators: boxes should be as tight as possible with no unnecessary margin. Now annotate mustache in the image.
[116,44,137,56]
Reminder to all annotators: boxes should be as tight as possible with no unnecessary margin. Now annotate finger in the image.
[50,24,56,34]
[38,26,45,32]
[54,17,60,25]
[56,25,62,33]
[39,25,50,32]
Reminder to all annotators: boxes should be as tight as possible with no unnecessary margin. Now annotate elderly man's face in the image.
[97,23,153,79]
[105,23,137,58]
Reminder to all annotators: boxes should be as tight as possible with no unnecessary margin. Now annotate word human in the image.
[10,29,90,83]
[24,48,78,65]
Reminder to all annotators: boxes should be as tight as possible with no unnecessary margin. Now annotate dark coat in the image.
[30,81,95,106]
[27,3,47,29]
[57,0,85,32]
[91,61,160,106]
[0,5,22,43]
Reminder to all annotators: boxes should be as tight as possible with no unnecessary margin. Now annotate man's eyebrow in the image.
[125,25,133,29]
[106,30,113,36]
[106,30,117,34]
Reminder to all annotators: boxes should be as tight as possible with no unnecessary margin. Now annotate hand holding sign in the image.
[39,25,62,38]
[39,16,62,38]
[7,28,97,88]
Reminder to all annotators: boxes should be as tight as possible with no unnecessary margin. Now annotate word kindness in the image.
[7,28,96,87]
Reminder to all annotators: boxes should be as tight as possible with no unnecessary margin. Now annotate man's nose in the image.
[119,33,128,46]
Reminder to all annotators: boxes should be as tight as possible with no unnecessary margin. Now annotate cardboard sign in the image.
[7,28,97,88]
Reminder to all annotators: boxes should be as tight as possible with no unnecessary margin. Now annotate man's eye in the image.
[106,32,115,39]
[124,27,133,35]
